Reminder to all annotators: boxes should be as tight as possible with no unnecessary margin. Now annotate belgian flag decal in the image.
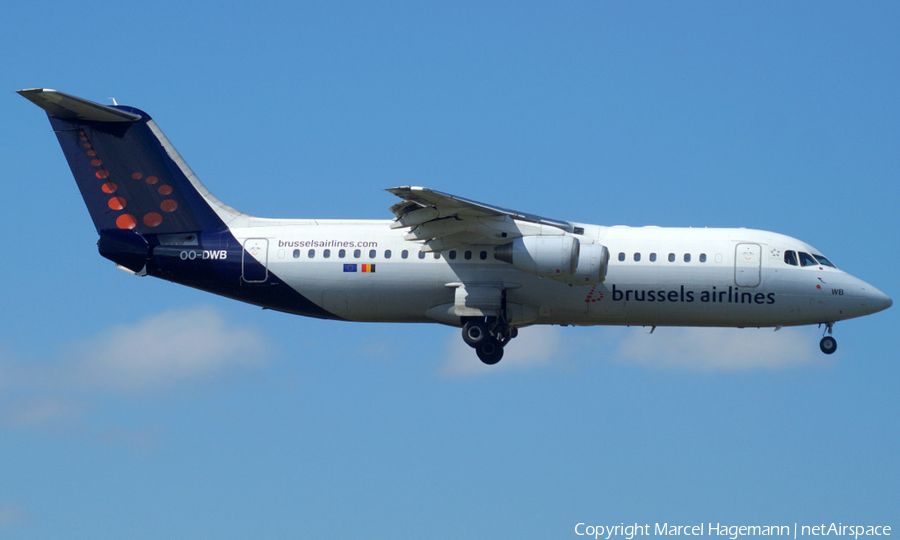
[343,264,376,273]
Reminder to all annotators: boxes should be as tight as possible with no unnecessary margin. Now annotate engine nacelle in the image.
[494,235,579,278]
[562,242,609,285]
[494,236,608,285]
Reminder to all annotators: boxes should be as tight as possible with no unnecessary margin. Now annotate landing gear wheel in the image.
[476,339,504,365]
[462,320,490,348]
[820,336,837,355]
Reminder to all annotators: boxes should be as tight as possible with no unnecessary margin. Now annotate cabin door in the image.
[735,243,761,287]
[242,238,269,283]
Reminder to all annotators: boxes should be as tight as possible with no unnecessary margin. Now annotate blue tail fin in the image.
[19,89,233,235]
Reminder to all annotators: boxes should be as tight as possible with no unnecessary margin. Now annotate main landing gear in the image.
[461,317,518,365]
[819,322,837,355]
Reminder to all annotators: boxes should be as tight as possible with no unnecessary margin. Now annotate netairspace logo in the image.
[574,523,892,540]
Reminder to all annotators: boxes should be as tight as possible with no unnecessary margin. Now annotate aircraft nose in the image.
[839,274,892,318]
[859,282,892,315]
[869,288,892,313]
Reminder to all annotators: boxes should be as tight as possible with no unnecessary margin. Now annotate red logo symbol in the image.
[585,285,604,303]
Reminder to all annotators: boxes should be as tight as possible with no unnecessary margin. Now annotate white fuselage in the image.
[229,219,887,330]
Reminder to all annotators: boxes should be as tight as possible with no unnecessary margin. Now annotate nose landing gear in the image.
[819,322,837,354]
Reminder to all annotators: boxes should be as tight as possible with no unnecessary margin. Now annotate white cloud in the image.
[0,305,271,433]
[66,305,270,391]
[613,326,817,370]
[0,503,29,527]
[0,397,85,429]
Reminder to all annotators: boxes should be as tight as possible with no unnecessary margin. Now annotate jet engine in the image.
[494,236,609,285]
[563,242,609,285]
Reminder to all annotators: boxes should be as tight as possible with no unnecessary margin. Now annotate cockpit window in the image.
[798,252,818,267]
[814,254,836,268]
[784,250,798,266]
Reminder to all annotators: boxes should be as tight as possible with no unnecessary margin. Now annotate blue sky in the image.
[3,2,898,538]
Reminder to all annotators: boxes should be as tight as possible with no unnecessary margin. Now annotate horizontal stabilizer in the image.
[17,88,141,122]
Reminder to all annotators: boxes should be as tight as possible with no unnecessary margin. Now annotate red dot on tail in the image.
[108,197,126,210]
[143,213,162,227]
[116,214,137,230]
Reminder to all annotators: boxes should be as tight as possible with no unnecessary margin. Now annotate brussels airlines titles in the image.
[611,284,777,305]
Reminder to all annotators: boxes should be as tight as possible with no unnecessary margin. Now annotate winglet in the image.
[17,88,141,122]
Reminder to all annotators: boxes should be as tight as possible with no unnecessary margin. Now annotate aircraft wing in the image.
[386,186,575,252]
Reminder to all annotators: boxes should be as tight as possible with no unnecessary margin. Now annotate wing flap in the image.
[421,232,491,252]
[387,186,573,231]
[402,217,468,241]
[390,205,439,229]
[386,186,574,251]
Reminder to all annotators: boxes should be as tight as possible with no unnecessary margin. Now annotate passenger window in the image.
[293,249,300,259]
[339,249,346,258]
[480,251,488,260]
[369,249,376,259]
[650,253,657,262]
[799,252,817,267]
[308,249,315,258]
[401,250,409,259]
[618,252,626,262]
[354,249,361,258]
[385,250,392,259]
[784,250,798,266]
[464,251,472,260]
[668,253,675,262]
[449,251,457,260]
[433,253,440,260]
[323,249,331,259]
[634,253,641,262]
[699,253,707,263]
[418,251,426,259]
[684,253,691,263]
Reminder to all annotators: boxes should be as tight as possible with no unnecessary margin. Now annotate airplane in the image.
[19,88,892,365]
